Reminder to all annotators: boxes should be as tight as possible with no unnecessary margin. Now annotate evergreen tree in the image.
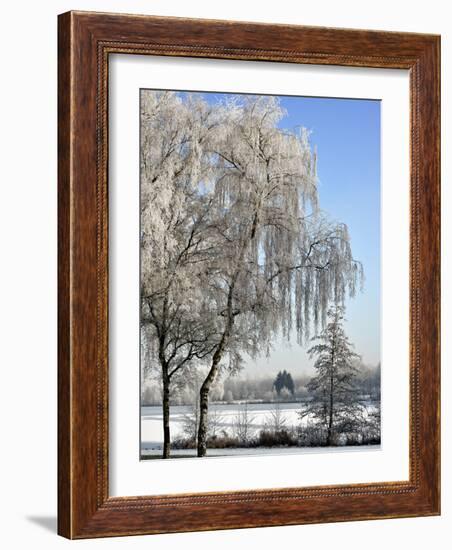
[273,371,284,395]
[300,305,363,445]
[285,372,295,395]
[273,370,295,397]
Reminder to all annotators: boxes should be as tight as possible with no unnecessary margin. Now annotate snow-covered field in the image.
[141,402,378,457]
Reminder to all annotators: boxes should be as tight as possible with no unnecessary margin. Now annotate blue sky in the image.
[179,91,381,372]
[278,95,381,368]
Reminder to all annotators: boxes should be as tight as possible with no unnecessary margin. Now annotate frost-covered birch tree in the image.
[299,305,364,445]
[194,96,363,456]
[140,91,224,457]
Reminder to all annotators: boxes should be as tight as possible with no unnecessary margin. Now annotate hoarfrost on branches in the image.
[299,305,366,445]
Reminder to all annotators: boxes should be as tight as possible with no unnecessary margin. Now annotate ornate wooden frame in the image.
[58,11,440,539]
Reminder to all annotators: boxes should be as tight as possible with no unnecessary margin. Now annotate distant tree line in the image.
[141,362,380,406]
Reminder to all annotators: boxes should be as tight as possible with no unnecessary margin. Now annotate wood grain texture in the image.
[57,11,440,539]
[57,11,72,539]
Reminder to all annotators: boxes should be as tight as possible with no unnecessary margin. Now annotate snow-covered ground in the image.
[141,402,378,457]
[141,445,382,458]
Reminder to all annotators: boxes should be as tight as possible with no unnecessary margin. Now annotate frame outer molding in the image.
[58,11,440,539]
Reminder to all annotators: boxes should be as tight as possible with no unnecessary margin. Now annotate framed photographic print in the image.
[58,11,440,538]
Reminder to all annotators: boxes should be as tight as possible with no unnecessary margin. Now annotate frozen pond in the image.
[141,401,378,457]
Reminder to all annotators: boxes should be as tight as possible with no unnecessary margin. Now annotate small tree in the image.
[300,305,363,445]
[233,402,255,444]
[266,402,287,432]
[181,398,200,443]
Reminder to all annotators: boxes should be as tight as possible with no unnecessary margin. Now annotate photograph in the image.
[0,0,443,544]
[140,89,381,459]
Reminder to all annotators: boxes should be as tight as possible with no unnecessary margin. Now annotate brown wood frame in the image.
[58,10,440,539]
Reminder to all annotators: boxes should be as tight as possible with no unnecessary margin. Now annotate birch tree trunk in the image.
[196,207,260,457]
[197,350,222,457]
[162,374,171,458]
[197,289,235,456]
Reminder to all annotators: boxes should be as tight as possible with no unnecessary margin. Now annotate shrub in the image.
[297,425,328,446]
[257,429,297,447]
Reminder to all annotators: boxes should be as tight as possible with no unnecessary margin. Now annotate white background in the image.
[110,56,409,496]
[0,0,449,549]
